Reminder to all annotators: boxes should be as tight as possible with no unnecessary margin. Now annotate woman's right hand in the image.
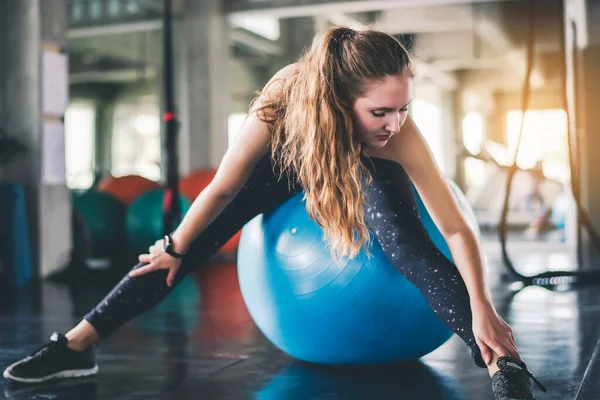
[128,238,183,287]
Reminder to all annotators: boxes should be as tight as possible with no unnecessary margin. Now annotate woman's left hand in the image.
[471,302,520,365]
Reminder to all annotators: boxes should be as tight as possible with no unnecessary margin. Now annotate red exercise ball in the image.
[192,261,254,344]
[179,168,217,201]
[180,168,240,254]
[98,175,160,205]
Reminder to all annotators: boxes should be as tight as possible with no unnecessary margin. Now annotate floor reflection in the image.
[4,376,98,400]
[257,361,469,400]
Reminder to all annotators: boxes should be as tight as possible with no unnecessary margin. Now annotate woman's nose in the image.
[385,114,400,132]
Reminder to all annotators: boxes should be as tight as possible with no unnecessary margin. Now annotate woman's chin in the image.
[366,140,388,149]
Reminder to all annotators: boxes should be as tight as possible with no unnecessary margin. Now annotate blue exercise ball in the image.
[238,181,478,365]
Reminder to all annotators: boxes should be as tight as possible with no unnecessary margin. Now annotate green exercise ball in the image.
[73,191,127,258]
[125,189,191,254]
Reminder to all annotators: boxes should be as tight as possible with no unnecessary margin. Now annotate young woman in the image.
[4,27,546,399]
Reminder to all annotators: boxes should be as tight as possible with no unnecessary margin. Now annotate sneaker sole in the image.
[3,364,99,383]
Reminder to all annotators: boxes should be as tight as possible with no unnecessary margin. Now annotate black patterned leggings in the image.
[83,154,486,368]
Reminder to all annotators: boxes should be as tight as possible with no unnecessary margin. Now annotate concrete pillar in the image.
[484,93,503,145]
[176,0,229,174]
[94,99,115,180]
[564,0,600,270]
[0,0,71,279]
[277,17,316,71]
[453,91,467,191]
[441,90,458,181]
[413,82,456,175]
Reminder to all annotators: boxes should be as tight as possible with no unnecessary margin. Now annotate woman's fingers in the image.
[131,249,178,281]
[148,239,166,258]
[166,267,178,287]
[476,337,493,365]
[505,340,521,360]
[477,337,520,366]
[131,238,178,283]
[491,341,510,359]
[502,329,520,359]
[129,264,156,277]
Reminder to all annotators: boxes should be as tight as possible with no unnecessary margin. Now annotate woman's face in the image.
[352,73,413,149]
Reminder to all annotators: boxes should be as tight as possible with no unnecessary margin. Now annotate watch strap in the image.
[163,234,187,258]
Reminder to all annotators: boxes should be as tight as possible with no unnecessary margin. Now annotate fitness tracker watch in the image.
[162,234,187,258]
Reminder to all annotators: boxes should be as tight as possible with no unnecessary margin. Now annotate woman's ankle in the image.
[65,320,100,351]
[65,338,91,352]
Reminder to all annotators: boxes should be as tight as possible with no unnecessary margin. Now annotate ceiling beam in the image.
[413,60,458,89]
[69,68,157,84]
[431,57,504,71]
[68,19,162,39]
[474,16,544,86]
[135,0,162,13]
[225,0,517,18]
[326,13,370,31]
[373,4,475,34]
[230,28,282,55]
[372,3,545,87]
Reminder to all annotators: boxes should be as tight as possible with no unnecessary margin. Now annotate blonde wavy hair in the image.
[251,26,414,260]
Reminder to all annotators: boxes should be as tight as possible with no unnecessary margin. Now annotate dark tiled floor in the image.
[1,244,599,399]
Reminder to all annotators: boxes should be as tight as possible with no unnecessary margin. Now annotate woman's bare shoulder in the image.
[253,63,299,115]
[276,63,300,79]
[262,63,299,95]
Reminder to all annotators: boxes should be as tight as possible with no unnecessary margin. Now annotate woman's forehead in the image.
[359,75,413,105]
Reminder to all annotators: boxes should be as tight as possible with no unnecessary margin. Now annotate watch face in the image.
[161,234,186,257]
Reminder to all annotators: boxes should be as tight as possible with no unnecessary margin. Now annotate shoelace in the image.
[27,332,65,358]
[497,356,547,393]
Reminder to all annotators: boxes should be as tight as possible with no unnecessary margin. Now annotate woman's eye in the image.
[371,112,385,117]
[399,107,408,112]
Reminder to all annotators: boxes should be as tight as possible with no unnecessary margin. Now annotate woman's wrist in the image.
[170,231,190,254]
[469,291,494,311]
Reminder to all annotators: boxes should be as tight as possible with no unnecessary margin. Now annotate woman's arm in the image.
[131,63,299,284]
[389,115,492,307]
[170,63,298,253]
[169,112,271,252]
[382,115,521,365]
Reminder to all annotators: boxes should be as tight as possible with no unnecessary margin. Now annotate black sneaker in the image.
[2,332,98,383]
[491,356,547,399]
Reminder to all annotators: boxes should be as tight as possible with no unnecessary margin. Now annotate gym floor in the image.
[1,242,599,399]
